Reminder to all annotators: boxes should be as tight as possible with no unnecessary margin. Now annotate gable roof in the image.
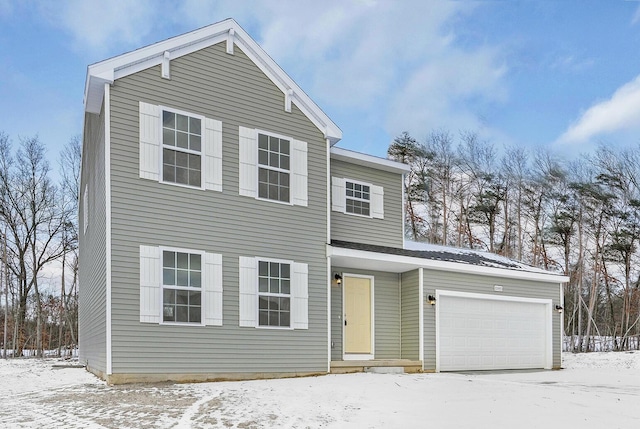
[330,240,569,283]
[84,18,342,144]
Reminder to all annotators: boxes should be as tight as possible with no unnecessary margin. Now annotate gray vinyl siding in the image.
[108,42,328,374]
[78,105,107,374]
[330,159,403,248]
[331,267,401,360]
[400,270,420,360]
[422,270,563,370]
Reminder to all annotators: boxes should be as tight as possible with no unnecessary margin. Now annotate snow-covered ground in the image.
[1,352,639,428]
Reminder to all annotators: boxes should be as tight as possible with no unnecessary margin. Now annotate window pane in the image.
[189,170,200,187]
[259,261,269,276]
[163,148,176,165]
[280,155,289,170]
[270,262,280,277]
[280,139,290,155]
[190,271,201,288]
[258,183,268,199]
[189,117,201,135]
[259,296,269,310]
[259,277,269,292]
[189,306,201,323]
[269,152,279,168]
[176,167,188,184]
[163,164,175,183]
[189,291,201,306]
[258,134,268,150]
[163,251,175,267]
[163,306,175,322]
[269,184,278,201]
[270,136,279,153]
[176,131,189,149]
[163,268,175,286]
[269,311,279,326]
[258,149,268,166]
[177,114,189,132]
[281,297,291,311]
[163,288,175,304]
[190,134,201,152]
[176,151,189,168]
[270,278,279,294]
[281,187,289,203]
[175,290,188,305]
[177,252,189,269]
[280,172,289,187]
[281,279,290,295]
[177,270,189,286]
[162,111,175,128]
[176,306,188,322]
[190,254,201,270]
[281,264,290,279]
[280,311,290,327]
[163,128,175,146]
[259,310,268,326]
[258,167,268,183]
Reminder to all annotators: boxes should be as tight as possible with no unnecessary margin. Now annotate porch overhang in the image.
[327,243,569,284]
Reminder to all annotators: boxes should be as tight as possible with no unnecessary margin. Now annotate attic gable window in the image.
[162,110,202,187]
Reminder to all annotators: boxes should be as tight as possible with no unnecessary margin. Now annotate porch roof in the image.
[328,240,569,284]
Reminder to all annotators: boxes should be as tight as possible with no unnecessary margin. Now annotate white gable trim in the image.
[85,18,342,143]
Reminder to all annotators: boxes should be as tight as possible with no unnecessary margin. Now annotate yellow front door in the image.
[344,276,372,354]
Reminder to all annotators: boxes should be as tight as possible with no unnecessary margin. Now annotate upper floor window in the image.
[332,177,384,219]
[258,133,290,203]
[345,181,370,216]
[238,126,308,207]
[138,101,223,192]
[162,110,202,187]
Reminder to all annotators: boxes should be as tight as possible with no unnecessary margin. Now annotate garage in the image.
[436,291,553,371]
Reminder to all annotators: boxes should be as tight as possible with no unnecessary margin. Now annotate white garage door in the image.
[437,292,551,371]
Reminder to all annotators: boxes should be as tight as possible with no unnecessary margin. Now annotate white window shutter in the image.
[238,126,257,198]
[204,118,223,192]
[239,256,257,327]
[291,139,308,207]
[204,252,223,326]
[371,184,384,219]
[140,245,161,323]
[291,262,309,330]
[139,102,160,181]
[331,177,346,212]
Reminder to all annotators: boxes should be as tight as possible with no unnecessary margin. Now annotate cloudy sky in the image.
[1,0,640,164]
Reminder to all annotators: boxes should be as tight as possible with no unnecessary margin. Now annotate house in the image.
[79,19,568,384]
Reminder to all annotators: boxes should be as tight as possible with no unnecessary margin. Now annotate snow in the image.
[1,352,639,428]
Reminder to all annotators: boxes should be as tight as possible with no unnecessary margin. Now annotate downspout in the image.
[326,138,331,373]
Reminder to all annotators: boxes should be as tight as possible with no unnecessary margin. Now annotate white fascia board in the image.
[327,245,570,284]
[83,18,342,144]
[330,147,411,174]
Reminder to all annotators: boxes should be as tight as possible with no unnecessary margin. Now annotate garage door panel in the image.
[438,294,549,371]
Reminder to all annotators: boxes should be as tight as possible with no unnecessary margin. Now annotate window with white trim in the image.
[258,260,291,327]
[238,126,308,206]
[345,181,370,216]
[139,102,223,192]
[139,245,223,326]
[238,256,308,330]
[258,133,290,203]
[162,110,202,187]
[332,177,384,219]
[162,250,202,323]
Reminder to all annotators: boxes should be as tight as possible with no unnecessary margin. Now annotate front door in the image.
[344,276,372,355]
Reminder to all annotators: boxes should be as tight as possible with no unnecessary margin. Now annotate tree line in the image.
[388,131,640,352]
[0,132,80,358]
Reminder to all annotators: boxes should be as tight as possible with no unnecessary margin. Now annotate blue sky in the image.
[1,0,640,167]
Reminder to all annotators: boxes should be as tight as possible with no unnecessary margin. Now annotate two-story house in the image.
[79,19,568,384]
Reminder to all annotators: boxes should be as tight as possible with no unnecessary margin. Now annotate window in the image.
[162,110,202,187]
[345,181,370,216]
[162,250,202,324]
[258,133,290,203]
[238,126,307,206]
[139,102,223,191]
[258,261,291,327]
[331,177,384,219]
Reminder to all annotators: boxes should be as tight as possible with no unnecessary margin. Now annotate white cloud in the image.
[39,0,158,56]
[632,4,640,25]
[556,74,640,145]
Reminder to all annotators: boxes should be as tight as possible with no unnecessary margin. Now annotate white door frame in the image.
[342,273,375,361]
[435,289,553,372]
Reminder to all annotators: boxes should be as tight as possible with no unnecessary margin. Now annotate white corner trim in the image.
[327,255,332,373]
[104,83,113,376]
[419,268,424,368]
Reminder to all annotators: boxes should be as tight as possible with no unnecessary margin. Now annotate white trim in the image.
[418,268,424,368]
[343,179,374,218]
[161,51,170,79]
[326,139,332,373]
[326,140,331,244]
[342,273,375,360]
[328,245,570,283]
[85,19,342,143]
[434,289,554,372]
[226,28,235,54]
[104,83,112,375]
[331,147,410,174]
